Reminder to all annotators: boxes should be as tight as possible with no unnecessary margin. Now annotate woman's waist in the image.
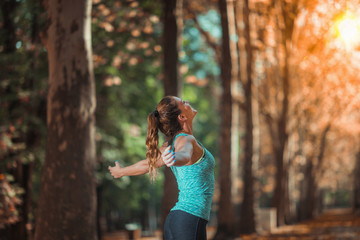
[174,196,213,211]
[178,188,214,202]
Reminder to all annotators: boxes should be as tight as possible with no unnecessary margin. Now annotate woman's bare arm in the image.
[162,135,194,167]
[108,160,149,178]
[108,143,167,178]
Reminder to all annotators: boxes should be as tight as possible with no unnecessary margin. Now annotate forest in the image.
[1,0,360,239]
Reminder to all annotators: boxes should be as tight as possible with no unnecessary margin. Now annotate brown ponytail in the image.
[146,96,182,181]
[146,111,160,181]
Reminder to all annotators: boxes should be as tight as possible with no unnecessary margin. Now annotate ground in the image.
[103,208,360,240]
[240,208,360,240]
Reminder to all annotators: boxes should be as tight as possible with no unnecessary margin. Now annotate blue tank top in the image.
[170,133,215,221]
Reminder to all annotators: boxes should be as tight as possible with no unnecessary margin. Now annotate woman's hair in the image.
[146,96,182,181]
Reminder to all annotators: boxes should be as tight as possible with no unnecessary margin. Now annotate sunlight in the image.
[335,13,360,49]
[338,18,358,39]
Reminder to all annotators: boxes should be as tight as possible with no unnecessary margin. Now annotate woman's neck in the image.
[180,121,193,135]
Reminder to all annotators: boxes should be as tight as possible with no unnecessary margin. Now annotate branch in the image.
[184,4,221,64]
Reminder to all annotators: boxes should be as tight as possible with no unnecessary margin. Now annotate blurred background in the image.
[1,0,360,239]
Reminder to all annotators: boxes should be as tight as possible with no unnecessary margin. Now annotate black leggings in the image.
[163,210,208,240]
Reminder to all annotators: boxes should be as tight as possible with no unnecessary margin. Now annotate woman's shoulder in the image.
[174,133,196,146]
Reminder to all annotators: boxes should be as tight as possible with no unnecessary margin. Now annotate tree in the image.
[257,0,299,226]
[270,0,298,226]
[34,0,97,239]
[0,0,17,53]
[238,0,256,234]
[161,0,183,229]
[213,0,234,238]
[354,149,360,215]
[298,123,331,220]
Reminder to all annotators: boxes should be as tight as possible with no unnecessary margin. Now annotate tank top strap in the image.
[171,133,189,151]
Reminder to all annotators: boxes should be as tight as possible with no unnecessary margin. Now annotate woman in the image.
[108,96,215,240]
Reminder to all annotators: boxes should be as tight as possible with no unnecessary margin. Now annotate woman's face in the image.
[173,97,197,120]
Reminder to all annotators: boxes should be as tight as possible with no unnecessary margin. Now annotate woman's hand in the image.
[108,161,124,178]
[162,146,176,167]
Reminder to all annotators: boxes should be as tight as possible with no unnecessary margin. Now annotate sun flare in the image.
[338,18,358,39]
[336,14,360,49]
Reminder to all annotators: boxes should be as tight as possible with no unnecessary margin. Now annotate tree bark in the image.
[162,0,182,97]
[238,0,256,234]
[213,0,234,238]
[229,0,241,208]
[299,124,331,220]
[96,185,103,240]
[271,0,298,226]
[354,148,360,215]
[161,0,182,229]
[34,0,97,239]
[272,141,286,226]
[0,0,17,53]
[299,157,315,220]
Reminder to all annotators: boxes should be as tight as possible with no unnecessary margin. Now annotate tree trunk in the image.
[272,145,286,226]
[162,0,182,97]
[96,185,103,240]
[354,149,360,215]
[161,0,182,229]
[313,124,331,216]
[271,0,298,226]
[0,0,17,53]
[238,0,256,234]
[299,125,331,220]
[24,162,34,240]
[229,0,241,207]
[213,0,234,239]
[299,158,316,220]
[34,0,97,239]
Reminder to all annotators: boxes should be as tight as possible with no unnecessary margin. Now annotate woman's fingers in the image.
[164,146,171,155]
[108,166,115,175]
[161,147,176,167]
[166,155,175,167]
[161,146,170,158]
[162,151,172,161]
[108,161,121,178]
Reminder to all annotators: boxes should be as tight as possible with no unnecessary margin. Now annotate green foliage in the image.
[92,0,165,229]
[0,0,47,231]
[182,10,221,80]
[0,174,24,229]
[324,189,352,208]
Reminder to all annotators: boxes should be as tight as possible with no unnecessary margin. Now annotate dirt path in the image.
[103,208,360,240]
[241,208,360,240]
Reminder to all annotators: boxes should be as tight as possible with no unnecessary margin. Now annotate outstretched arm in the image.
[108,144,167,178]
[108,160,148,178]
